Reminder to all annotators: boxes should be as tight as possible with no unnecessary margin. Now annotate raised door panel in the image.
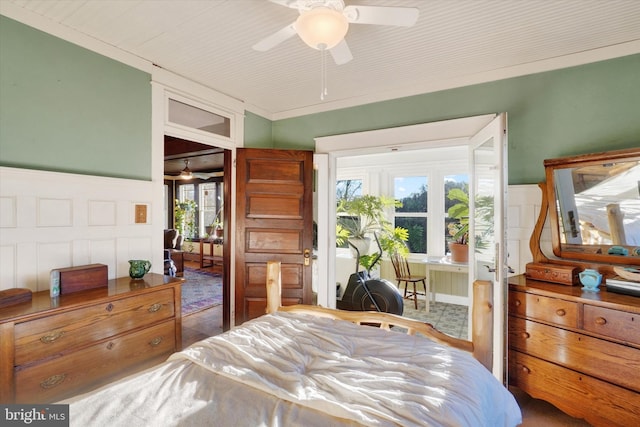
[235,149,313,325]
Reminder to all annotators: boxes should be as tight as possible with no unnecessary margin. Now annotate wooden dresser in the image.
[0,273,183,403]
[508,275,640,426]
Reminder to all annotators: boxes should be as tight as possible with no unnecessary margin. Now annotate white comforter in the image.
[67,312,522,426]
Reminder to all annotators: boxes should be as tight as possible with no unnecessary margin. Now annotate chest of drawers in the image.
[508,275,640,426]
[0,274,182,403]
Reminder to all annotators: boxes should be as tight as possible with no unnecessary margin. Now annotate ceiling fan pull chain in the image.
[320,47,327,100]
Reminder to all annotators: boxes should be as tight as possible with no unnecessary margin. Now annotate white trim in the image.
[315,114,502,313]
[270,41,640,120]
[315,115,496,155]
[151,68,244,327]
[0,2,152,73]
[165,92,235,148]
[313,154,330,307]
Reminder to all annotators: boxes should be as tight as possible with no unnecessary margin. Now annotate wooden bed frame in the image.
[265,261,494,370]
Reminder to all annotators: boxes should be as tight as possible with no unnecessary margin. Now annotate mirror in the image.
[545,147,640,265]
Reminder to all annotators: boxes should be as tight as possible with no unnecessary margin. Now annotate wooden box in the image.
[0,289,32,309]
[525,262,580,286]
[58,264,108,294]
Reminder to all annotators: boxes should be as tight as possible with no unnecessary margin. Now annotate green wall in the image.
[0,16,152,180]
[3,15,638,185]
[267,54,640,185]
[243,111,274,148]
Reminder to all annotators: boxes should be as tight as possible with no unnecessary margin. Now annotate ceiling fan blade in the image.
[252,23,297,51]
[330,39,353,65]
[343,5,419,27]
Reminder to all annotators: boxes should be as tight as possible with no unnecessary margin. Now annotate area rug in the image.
[181,268,223,316]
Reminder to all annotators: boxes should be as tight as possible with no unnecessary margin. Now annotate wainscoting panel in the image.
[0,167,160,292]
[507,185,540,275]
[38,198,73,227]
[0,245,17,289]
[88,200,117,226]
[0,196,17,228]
[37,241,73,291]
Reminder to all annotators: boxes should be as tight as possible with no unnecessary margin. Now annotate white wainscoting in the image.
[0,167,161,292]
[507,184,542,276]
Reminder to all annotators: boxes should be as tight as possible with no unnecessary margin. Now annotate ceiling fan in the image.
[253,0,419,65]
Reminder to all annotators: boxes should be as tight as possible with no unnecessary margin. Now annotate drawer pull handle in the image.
[556,309,566,316]
[149,337,163,346]
[520,332,530,339]
[521,365,530,374]
[40,374,66,389]
[148,303,162,313]
[106,342,115,350]
[40,331,65,344]
[106,303,114,312]
[514,300,521,307]
[595,317,607,325]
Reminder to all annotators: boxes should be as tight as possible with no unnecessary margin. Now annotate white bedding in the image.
[67,312,522,426]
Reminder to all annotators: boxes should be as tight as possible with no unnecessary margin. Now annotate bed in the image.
[65,262,522,426]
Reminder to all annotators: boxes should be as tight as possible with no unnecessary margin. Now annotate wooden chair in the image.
[390,252,428,311]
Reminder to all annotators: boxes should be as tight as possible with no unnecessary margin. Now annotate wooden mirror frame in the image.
[544,147,640,266]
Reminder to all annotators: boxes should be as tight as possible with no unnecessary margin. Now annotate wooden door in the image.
[235,148,314,325]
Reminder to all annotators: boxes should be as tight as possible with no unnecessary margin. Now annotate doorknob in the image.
[304,249,311,266]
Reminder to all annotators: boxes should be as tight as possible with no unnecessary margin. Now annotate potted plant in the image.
[336,195,409,272]
[446,186,494,263]
[447,187,470,263]
[174,199,197,252]
[206,204,224,239]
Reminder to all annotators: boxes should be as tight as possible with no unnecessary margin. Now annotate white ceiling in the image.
[4,0,640,120]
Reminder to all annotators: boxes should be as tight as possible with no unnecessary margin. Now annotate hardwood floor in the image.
[182,304,223,349]
[181,305,592,426]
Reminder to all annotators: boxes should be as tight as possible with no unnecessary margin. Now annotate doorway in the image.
[314,113,508,379]
[164,135,231,330]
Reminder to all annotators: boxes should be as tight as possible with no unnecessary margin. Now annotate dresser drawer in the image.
[509,316,640,393]
[583,304,640,346]
[509,351,640,427]
[14,319,176,403]
[14,289,175,366]
[509,290,578,328]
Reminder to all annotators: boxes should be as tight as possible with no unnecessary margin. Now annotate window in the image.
[444,174,469,253]
[394,176,427,253]
[168,99,231,138]
[336,179,362,248]
[173,181,224,238]
[200,182,223,235]
[336,179,362,201]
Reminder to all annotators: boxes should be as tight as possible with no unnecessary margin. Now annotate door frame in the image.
[314,114,497,308]
[314,113,506,379]
[151,70,245,330]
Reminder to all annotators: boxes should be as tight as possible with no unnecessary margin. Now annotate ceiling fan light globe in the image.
[295,7,348,50]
